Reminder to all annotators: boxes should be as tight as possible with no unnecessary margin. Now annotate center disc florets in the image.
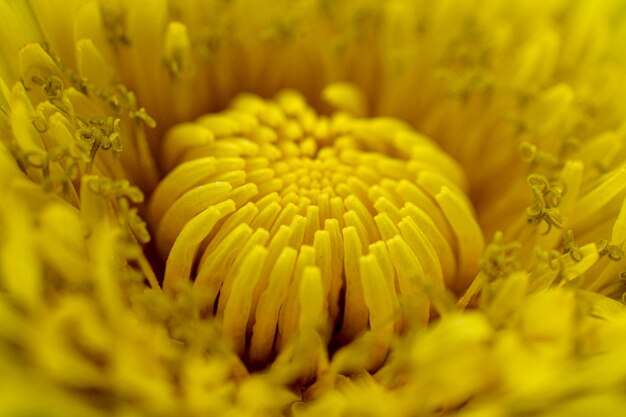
[148,89,484,369]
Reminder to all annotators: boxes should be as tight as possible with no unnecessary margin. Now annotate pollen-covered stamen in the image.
[562,229,584,262]
[149,89,484,369]
[480,232,522,280]
[597,239,624,262]
[526,173,564,235]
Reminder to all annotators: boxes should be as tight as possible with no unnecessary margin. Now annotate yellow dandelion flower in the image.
[2,0,626,416]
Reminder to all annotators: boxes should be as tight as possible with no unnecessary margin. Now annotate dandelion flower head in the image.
[2,0,626,416]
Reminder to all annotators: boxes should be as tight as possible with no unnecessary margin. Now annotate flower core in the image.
[149,89,484,366]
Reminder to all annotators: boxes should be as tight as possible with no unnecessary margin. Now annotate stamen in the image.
[597,239,624,262]
[526,173,564,235]
[562,229,584,262]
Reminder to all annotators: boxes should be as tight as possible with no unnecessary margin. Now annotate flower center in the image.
[148,89,484,367]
